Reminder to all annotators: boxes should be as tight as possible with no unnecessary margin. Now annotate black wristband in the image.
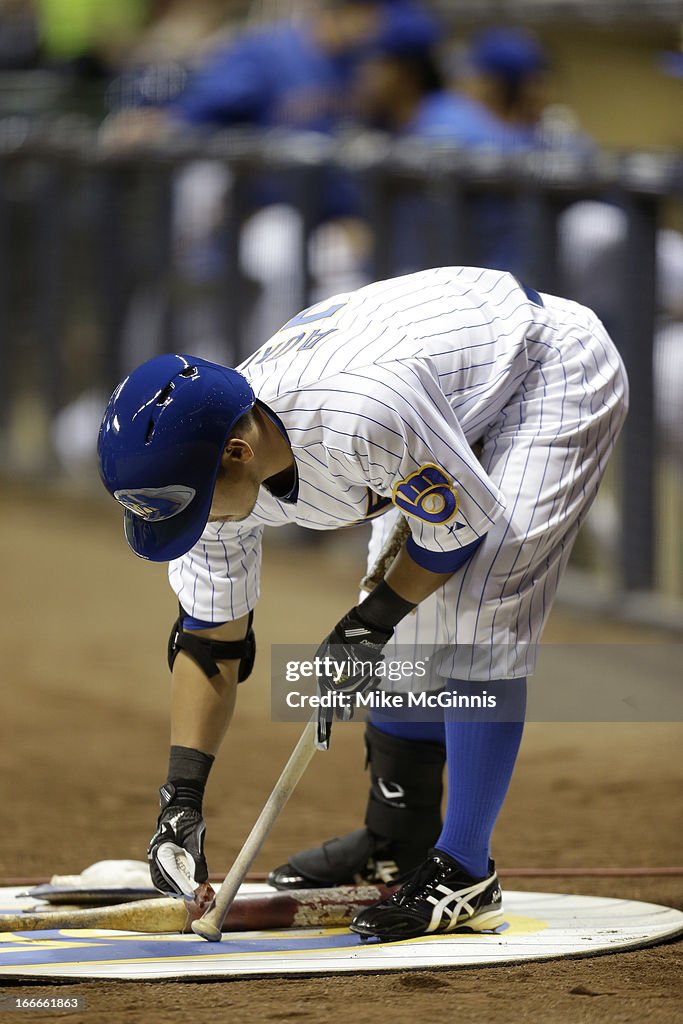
[355,580,417,632]
[167,745,215,783]
[165,746,215,811]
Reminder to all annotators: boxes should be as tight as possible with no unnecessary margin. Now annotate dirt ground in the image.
[0,484,681,1023]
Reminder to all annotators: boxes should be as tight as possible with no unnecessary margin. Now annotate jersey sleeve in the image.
[168,522,264,623]
[335,364,506,556]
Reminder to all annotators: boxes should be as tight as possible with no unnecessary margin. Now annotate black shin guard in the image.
[364,724,445,874]
[268,724,445,889]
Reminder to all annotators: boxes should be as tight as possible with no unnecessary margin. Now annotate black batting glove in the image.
[315,606,394,737]
[148,783,208,899]
[314,583,416,750]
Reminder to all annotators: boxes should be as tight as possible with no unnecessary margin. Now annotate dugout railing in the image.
[0,121,680,614]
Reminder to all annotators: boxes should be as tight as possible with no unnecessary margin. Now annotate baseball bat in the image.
[192,715,319,942]
[360,517,410,593]
[0,884,395,934]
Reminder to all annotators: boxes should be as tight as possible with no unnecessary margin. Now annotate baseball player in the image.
[98,266,628,940]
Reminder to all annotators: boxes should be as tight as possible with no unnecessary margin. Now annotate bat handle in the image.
[191,715,318,942]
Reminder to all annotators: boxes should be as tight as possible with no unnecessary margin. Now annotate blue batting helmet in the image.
[97,354,255,562]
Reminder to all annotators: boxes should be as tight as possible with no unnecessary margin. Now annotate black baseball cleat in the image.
[349,850,504,941]
[268,828,404,889]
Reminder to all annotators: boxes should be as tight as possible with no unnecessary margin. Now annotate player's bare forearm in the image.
[384,544,456,606]
[170,615,250,755]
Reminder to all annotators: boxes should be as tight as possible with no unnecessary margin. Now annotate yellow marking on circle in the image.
[57,930,190,941]
[499,913,548,936]
[0,934,102,953]
[396,913,547,943]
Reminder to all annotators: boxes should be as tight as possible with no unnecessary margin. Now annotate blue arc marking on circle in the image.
[0,929,365,968]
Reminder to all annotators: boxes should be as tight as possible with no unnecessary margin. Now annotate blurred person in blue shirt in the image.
[103,1,420,217]
[454,27,595,156]
[453,27,551,149]
[450,27,594,270]
[169,0,384,135]
[355,12,531,145]
[166,0,381,224]
[101,1,415,363]
[157,1,431,349]
[356,23,593,274]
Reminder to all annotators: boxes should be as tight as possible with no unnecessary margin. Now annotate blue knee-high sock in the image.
[369,711,446,745]
[435,678,527,878]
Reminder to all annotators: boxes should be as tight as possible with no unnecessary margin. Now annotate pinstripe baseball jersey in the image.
[169,265,627,675]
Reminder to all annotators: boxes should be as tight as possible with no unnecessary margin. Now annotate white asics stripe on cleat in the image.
[424,875,500,933]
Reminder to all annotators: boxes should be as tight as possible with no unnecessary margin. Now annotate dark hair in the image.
[394,51,444,95]
[229,408,255,439]
[499,75,525,116]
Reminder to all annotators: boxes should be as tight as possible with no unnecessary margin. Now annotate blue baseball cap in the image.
[369,1,442,57]
[469,28,548,80]
[98,354,255,562]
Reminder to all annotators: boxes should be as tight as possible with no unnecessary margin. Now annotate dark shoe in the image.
[268,828,403,889]
[350,849,504,940]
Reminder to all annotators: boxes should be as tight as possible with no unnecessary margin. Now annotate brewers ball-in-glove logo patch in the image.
[393,464,459,525]
[114,485,196,521]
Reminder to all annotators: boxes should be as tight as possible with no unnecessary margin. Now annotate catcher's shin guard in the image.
[268,724,445,889]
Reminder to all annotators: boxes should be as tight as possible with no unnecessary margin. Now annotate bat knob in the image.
[191,917,223,942]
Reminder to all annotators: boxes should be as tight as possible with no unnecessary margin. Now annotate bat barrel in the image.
[0,884,396,934]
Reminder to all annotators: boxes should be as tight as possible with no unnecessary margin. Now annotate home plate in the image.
[0,888,680,980]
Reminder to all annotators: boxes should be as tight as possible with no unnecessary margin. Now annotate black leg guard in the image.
[268,724,445,890]
[364,724,445,874]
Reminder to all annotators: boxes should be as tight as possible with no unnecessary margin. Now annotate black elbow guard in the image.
[167,609,256,682]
